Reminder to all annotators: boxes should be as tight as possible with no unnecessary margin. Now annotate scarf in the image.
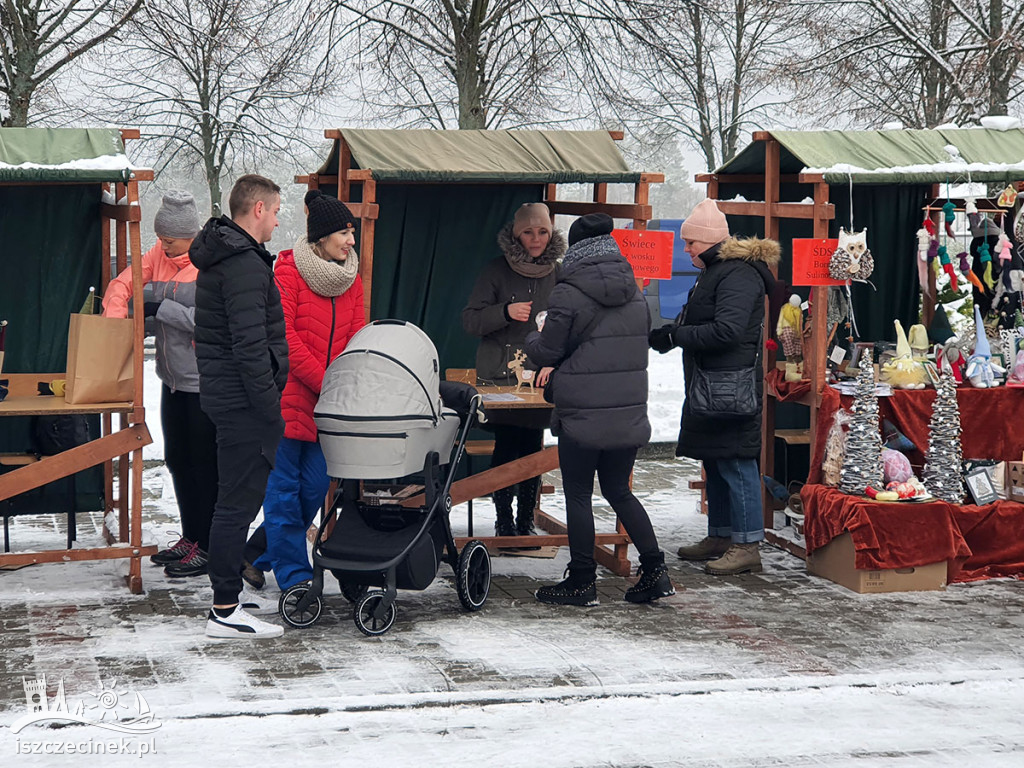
[292,237,359,297]
[497,223,566,278]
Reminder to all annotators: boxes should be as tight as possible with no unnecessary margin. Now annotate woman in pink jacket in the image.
[103,191,215,578]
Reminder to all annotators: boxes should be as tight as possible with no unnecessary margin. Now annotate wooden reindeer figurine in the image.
[506,349,535,393]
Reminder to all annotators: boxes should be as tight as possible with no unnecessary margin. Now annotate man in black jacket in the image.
[190,174,289,639]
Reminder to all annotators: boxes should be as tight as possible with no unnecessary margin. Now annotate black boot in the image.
[536,565,598,606]
[493,486,515,537]
[514,477,541,550]
[624,551,675,604]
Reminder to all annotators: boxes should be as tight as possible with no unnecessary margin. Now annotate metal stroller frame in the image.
[278,393,491,636]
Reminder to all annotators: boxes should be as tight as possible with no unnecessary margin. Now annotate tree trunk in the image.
[988,0,1008,115]
[453,7,486,129]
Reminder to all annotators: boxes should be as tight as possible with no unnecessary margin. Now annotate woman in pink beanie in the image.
[649,199,781,576]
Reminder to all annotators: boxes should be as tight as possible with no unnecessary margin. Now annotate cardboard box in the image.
[807,533,947,593]
[1006,461,1024,502]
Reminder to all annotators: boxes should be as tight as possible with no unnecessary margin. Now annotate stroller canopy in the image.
[317,320,442,425]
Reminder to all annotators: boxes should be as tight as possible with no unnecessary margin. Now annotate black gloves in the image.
[648,324,676,353]
[144,301,162,318]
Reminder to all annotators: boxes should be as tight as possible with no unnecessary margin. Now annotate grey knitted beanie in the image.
[153,190,200,239]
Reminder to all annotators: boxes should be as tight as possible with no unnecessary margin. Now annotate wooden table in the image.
[449,384,632,576]
[0,374,155,587]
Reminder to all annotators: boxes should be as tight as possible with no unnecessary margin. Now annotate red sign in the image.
[791,238,843,286]
[611,229,674,280]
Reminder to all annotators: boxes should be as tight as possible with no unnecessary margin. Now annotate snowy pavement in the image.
[3,354,1024,765]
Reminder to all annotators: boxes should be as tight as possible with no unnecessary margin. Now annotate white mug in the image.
[535,311,548,331]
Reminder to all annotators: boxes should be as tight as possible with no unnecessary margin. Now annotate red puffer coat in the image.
[275,250,365,441]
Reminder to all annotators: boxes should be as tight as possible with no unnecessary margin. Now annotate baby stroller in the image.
[278,320,491,636]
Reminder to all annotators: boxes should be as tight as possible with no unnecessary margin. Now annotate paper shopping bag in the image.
[64,313,134,404]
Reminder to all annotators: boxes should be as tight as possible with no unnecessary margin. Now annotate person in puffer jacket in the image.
[246,190,365,593]
[103,190,217,576]
[525,214,674,607]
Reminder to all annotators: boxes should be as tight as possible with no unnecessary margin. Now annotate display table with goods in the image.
[804,308,1024,588]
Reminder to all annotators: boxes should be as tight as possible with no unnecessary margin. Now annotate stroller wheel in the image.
[457,540,491,612]
[279,582,323,629]
[354,591,397,636]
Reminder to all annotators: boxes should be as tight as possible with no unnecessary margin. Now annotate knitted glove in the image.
[144,301,162,318]
[648,324,676,353]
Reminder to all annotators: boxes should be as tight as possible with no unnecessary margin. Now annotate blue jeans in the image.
[703,458,764,543]
[254,437,330,591]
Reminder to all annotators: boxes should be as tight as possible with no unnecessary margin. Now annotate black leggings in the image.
[557,435,659,570]
[161,386,218,550]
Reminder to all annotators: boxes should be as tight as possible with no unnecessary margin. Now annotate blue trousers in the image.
[253,437,330,591]
[703,458,765,543]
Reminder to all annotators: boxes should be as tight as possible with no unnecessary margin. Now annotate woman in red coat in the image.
[247,191,364,592]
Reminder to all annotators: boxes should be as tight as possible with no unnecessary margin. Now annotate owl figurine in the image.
[828,228,874,282]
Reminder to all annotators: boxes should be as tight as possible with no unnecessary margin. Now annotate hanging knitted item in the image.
[978,240,995,290]
[943,200,956,239]
[917,227,933,296]
[938,244,958,291]
[922,372,965,503]
[839,356,884,495]
[958,250,970,274]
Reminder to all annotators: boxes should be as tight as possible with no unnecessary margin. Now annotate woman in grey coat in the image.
[525,214,673,606]
[462,203,565,539]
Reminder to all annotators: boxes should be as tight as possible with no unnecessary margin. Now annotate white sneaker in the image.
[239,588,278,616]
[205,606,283,639]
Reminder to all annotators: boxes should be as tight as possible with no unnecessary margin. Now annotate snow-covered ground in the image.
[6,350,1024,766]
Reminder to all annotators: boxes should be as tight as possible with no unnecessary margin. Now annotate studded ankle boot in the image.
[535,565,598,606]
[624,551,675,603]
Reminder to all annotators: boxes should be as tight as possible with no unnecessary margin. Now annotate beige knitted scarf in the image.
[292,237,359,297]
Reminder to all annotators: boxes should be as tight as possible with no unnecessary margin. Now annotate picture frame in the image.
[964,466,999,506]
[847,342,874,371]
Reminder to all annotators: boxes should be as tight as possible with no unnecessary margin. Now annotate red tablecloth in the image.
[802,484,1024,583]
[809,385,1024,483]
[765,367,812,403]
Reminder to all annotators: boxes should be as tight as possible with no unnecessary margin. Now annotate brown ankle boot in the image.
[676,536,732,561]
[705,542,762,575]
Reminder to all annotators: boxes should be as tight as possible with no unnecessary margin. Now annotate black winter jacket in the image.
[461,225,565,385]
[670,238,779,460]
[189,216,288,421]
[525,235,651,450]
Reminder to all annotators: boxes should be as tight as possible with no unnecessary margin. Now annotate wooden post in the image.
[100,183,114,522]
[760,139,781,526]
[593,182,607,204]
[808,180,832,458]
[360,178,377,324]
[126,179,146,593]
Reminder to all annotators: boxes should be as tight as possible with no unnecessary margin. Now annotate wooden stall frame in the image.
[0,129,155,591]
[296,129,664,576]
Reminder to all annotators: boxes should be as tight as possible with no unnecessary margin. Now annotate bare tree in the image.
[0,0,143,126]
[790,0,1024,128]
[98,0,335,214]
[613,0,808,172]
[327,0,659,130]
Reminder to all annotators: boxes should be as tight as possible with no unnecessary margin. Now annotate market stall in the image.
[0,127,155,592]
[296,128,663,575]
[696,127,1024,575]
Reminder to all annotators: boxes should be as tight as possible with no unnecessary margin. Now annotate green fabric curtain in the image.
[0,184,104,512]
[368,184,545,370]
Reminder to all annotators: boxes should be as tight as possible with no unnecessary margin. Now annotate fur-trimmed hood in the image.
[497,222,567,267]
[717,236,781,267]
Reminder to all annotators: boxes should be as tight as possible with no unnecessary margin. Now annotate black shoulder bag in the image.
[687,363,760,419]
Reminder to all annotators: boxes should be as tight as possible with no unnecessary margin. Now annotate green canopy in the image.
[717,128,1024,184]
[0,128,133,183]
[319,129,641,183]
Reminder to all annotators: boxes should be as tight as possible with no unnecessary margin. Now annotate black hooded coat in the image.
[525,234,651,450]
[189,216,288,421]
